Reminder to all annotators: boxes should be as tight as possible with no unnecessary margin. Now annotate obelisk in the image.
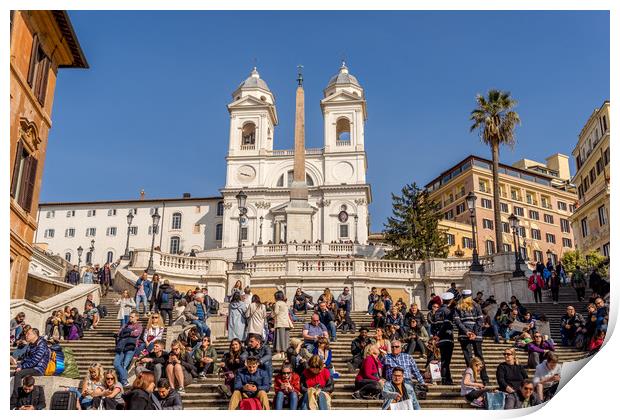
[285,65,315,242]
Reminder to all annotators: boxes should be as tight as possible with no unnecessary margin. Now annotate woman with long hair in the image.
[352,344,384,400]
[300,355,334,410]
[246,294,267,339]
[219,338,245,396]
[91,370,125,410]
[68,362,104,409]
[165,339,195,394]
[116,289,136,327]
[380,288,393,312]
[122,371,158,409]
[460,357,491,408]
[454,293,489,385]
[273,290,293,359]
[65,307,84,340]
[404,318,429,356]
[313,337,338,378]
[230,280,243,299]
[318,288,334,308]
[135,312,166,357]
[374,327,391,357]
[227,292,248,341]
[372,301,387,329]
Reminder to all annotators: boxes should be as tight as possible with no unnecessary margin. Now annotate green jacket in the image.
[193,345,220,373]
[571,270,586,288]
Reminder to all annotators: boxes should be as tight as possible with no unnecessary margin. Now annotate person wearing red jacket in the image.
[300,356,333,410]
[273,362,301,410]
[528,273,544,303]
[352,344,384,400]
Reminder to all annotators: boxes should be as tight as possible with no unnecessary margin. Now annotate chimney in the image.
[545,153,571,181]
[183,193,191,199]
[139,189,145,200]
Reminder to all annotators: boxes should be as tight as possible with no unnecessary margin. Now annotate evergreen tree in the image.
[383,182,448,260]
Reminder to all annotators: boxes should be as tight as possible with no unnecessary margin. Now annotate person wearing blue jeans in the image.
[317,302,337,342]
[274,363,300,410]
[300,391,328,409]
[183,293,211,337]
[113,312,143,386]
[299,355,334,410]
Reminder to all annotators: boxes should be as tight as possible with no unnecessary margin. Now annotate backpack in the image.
[239,397,263,410]
[208,297,220,315]
[97,305,108,318]
[161,291,171,305]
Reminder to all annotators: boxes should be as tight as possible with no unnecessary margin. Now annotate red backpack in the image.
[239,397,263,410]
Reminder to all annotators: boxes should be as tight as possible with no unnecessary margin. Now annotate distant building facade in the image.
[10,11,88,299]
[426,154,578,267]
[569,101,610,256]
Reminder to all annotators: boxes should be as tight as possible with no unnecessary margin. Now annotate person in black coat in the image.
[10,375,45,410]
[122,371,160,410]
[156,378,183,409]
[504,379,541,409]
[496,348,528,394]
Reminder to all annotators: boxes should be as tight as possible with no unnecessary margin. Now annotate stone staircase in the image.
[53,291,589,410]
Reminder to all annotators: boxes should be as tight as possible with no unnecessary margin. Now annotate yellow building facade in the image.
[569,101,610,256]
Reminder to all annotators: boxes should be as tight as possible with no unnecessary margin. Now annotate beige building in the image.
[439,219,474,258]
[425,154,578,268]
[569,101,610,256]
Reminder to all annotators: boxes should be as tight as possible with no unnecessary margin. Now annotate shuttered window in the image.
[11,141,38,213]
[27,35,51,106]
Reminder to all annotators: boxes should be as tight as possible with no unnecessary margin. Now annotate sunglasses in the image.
[523,387,534,391]
[282,372,292,375]
[392,345,401,348]
[503,353,513,356]
[106,377,115,380]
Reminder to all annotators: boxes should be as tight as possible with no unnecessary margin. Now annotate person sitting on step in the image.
[193,335,220,378]
[273,361,301,410]
[228,356,270,410]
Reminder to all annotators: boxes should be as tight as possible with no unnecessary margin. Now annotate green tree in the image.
[470,89,521,251]
[561,249,609,278]
[383,182,448,260]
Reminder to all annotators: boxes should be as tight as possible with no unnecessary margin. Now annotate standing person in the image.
[549,271,561,304]
[528,271,544,303]
[432,292,456,385]
[65,265,80,285]
[165,340,195,394]
[150,273,161,314]
[116,290,136,327]
[10,376,46,410]
[91,370,124,410]
[184,292,212,338]
[300,355,334,410]
[11,328,49,394]
[273,362,301,410]
[460,357,491,408]
[367,287,380,315]
[134,272,150,315]
[122,371,160,410]
[230,280,243,301]
[156,280,178,326]
[113,311,143,386]
[380,288,393,312]
[273,290,293,360]
[352,344,384,400]
[453,290,489,385]
[246,295,267,340]
[571,265,587,302]
[83,267,94,284]
[227,292,247,341]
[99,263,113,297]
[496,348,528,394]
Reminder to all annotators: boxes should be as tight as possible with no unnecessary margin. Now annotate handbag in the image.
[429,361,442,381]
[486,391,506,410]
[390,399,414,410]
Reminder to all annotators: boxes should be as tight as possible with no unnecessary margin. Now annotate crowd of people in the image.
[9,258,610,410]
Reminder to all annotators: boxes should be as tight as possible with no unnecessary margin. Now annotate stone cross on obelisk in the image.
[285,65,315,242]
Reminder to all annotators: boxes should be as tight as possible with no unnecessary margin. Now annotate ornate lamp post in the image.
[258,216,264,245]
[354,214,359,244]
[146,208,161,274]
[122,210,134,259]
[77,245,83,272]
[508,213,525,277]
[234,190,248,270]
[465,192,484,272]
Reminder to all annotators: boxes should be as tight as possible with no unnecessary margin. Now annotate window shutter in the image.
[11,141,24,197]
[27,35,39,87]
[36,56,51,105]
[22,155,38,212]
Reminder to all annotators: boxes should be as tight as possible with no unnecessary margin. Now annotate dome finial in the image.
[340,60,349,74]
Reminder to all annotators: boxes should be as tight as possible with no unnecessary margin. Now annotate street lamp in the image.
[77,245,83,272]
[258,216,264,245]
[146,208,161,274]
[122,209,134,260]
[465,192,484,272]
[234,190,248,270]
[354,214,359,244]
[508,213,524,277]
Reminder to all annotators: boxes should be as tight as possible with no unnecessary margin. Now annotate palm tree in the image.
[470,89,521,252]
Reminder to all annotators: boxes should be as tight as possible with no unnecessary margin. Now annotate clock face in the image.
[236,165,256,183]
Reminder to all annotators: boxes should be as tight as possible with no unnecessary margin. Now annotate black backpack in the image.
[97,305,108,318]
[50,391,78,410]
[208,297,219,315]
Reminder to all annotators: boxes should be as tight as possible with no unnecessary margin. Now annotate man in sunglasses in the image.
[504,379,541,409]
[382,340,426,386]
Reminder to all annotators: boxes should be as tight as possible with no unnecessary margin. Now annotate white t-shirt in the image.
[533,361,561,388]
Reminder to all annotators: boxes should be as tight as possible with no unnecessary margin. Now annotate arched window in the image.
[278,170,314,187]
[86,251,93,264]
[336,118,351,141]
[106,251,114,263]
[170,236,181,254]
[171,212,182,229]
[241,122,256,145]
[217,201,224,216]
[65,252,71,262]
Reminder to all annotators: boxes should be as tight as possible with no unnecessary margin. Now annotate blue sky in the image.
[42,10,609,231]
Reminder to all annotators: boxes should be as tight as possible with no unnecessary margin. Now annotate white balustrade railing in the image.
[159,254,209,272]
[246,261,286,274]
[327,244,353,253]
[298,259,353,273]
[364,260,417,274]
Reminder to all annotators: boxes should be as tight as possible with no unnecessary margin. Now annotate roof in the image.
[39,195,223,207]
[237,67,271,91]
[51,11,89,69]
[326,62,361,88]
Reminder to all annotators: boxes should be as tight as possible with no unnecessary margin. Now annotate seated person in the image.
[286,337,312,375]
[504,379,541,409]
[12,328,50,395]
[404,318,429,356]
[527,332,555,368]
[496,348,528,394]
[532,352,561,402]
[514,331,533,350]
[313,337,338,378]
[381,367,420,410]
[136,340,168,384]
[91,370,124,410]
[302,314,329,353]
[385,307,404,332]
[193,335,220,377]
[560,306,585,347]
[382,340,425,386]
[228,356,271,410]
[347,327,374,371]
[300,355,334,410]
[335,308,355,333]
[69,362,104,409]
[83,302,100,330]
[352,344,384,400]
[460,357,491,408]
[177,326,201,350]
[166,340,196,394]
[10,375,45,410]
[156,378,183,410]
[273,362,301,410]
[241,333,273,380]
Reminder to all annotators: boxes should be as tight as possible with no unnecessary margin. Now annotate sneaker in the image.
[470,399,485,408]
[198,373,207,380]
[121,381,130,387]
[218,384,232,398]
[351,391,363,400]
[178,387,186,395]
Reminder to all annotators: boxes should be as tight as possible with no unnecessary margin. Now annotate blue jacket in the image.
[233,367,271,392]
[20,337,50,374]
[136,278,153,299]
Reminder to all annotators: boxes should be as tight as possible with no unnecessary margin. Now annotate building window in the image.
[485,240,495,255]
[108,209,117,216]
[500,202,509,213]
[86,228,96,237]
[531,229,541,240]
[336,117,351,141]
[456,203,466,215]
[339,224,350,238]
[481,198,492,209]
[543,214,554,224]
[589,167,597,184]
[483,219,493,230]
[514,206,524,217]
[562,238,573,248]
[46,210,55,218]
[66,210,75,218]
[171,212,182,229]
[545,233,556,244]
[193,224,201,234]
[526,192,535,205]
[569,204,576,213]
[85,251,93,264]
[65,252,71,262]
[560,219,571,233]
[129,226,138,236]
[170,236,181,254]
[557,201,567,211]
[216,224,223,241]
[44,229,55,238]
[10,141,38,213]
[598,205,607,226]
[603,243,610,257]
[511,188,521,201]
[596,158,604,175]
[534,250,543,262]
[478,179,489,193]
[529,210,539,220]
[241,227,248,241]
[540,196,552,209]
[581,218,589,237]
[27,35,51,105]
[604,147,610,165]
[501,222,510,233]
[65,228,75,238]
[106,227,117,236]
[446,233,455,246]
[106,251,114,263]
[148,225,159,235]
[503,243,512,252]
[241,122,256,145]
[217,201,224,216]
[518,226,526,238]
[444,210,454,220]
[462,237,473,249]
[87,209,96,217]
